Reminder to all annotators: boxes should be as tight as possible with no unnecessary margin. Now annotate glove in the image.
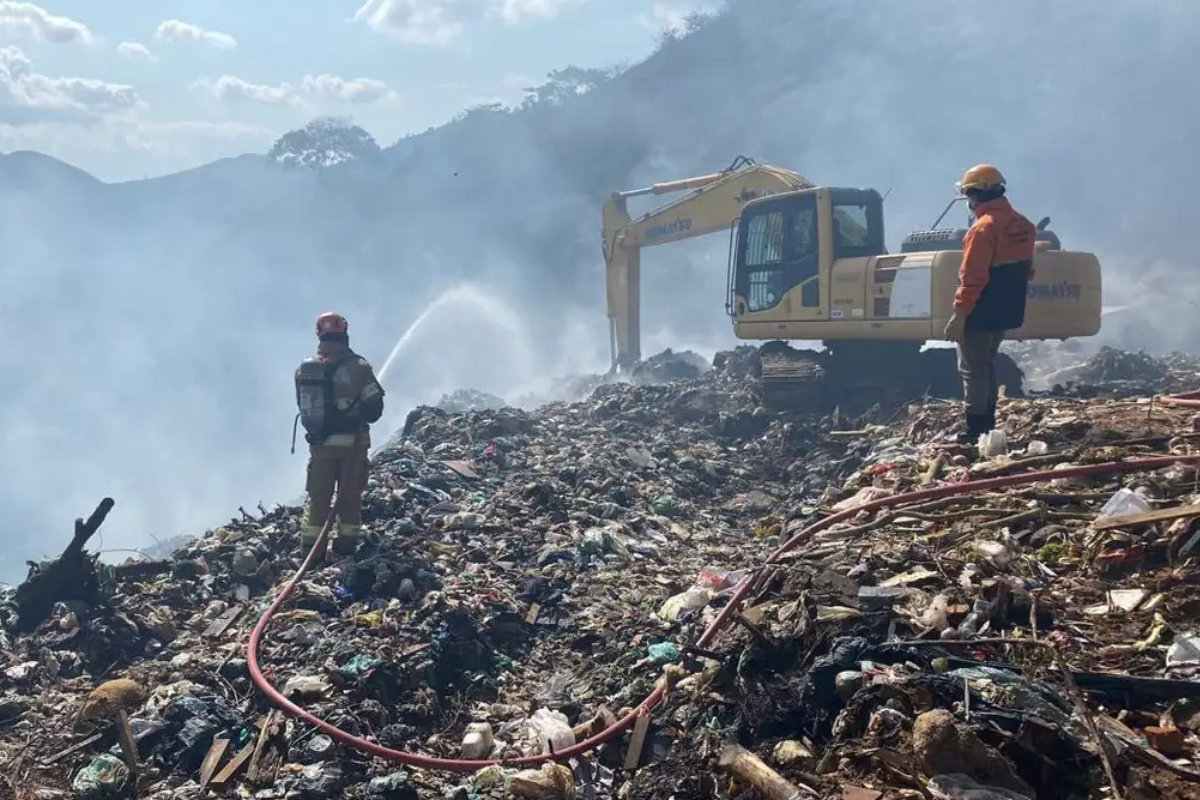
[944,310,967,343]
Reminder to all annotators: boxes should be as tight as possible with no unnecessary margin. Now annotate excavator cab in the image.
[726,186,886,328]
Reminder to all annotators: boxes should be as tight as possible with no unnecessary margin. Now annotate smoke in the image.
[2,0,1200,581]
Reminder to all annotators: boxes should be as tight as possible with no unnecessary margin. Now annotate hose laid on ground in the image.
[247,397,1200,773]
[1157,389,1200,409]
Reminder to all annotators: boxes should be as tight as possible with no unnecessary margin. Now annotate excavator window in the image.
[830,189,886,258]
[735,192,819,313]
[741,210,786,312]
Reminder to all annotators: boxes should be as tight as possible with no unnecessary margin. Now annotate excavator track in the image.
[759,347,828,412]
[755,341,1026,416]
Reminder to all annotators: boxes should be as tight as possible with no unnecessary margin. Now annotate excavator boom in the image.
[603,157,814,369]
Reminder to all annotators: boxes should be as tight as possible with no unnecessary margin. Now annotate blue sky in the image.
[0,0,715,180]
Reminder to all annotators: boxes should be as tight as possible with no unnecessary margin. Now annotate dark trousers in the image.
[957,329,1006,417]
[301,444,369,542]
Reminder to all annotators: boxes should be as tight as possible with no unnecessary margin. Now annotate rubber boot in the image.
[984,401,997,433]
[331,524,361,558]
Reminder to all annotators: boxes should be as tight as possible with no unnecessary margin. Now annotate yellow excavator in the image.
[602,156,1103,410]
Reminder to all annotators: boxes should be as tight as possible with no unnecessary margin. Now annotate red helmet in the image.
[315,311,348,337]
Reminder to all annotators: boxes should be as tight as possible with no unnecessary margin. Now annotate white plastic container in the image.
[977,428,1008,457]
[461,722,494,759]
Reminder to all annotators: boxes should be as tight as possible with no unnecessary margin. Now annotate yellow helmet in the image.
[956,164,1006,195]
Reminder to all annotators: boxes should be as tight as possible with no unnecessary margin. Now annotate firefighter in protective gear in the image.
[944,164,1036,444]
[294,312,385,558]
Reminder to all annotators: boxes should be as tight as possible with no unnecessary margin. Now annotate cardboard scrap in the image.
[202,604,244,639]
[438,460,480,480]
[623,712,651,770]
[1095,503,1200,531]
[199,737,230,790]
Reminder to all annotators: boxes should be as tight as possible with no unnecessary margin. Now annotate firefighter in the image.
[294,311,385,558]
[943,164,1036,444]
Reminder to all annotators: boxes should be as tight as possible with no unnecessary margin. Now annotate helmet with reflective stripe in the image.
[955,164,1006,196]
[315,311,349,337]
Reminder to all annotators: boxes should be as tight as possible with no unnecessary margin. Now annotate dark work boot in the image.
[297,525,328,564]
[331,524,361,559]
[984,402,997,432]
[951,412,991,445]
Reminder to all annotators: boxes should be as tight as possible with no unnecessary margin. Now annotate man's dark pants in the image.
[957,328,1006,431]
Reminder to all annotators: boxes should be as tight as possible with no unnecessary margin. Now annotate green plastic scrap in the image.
[647,641,680,664]
[649,495,679,516]
[72,754,129,799]
[340,654,384,678]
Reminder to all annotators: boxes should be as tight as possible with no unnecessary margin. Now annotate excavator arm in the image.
[603,157,814,370]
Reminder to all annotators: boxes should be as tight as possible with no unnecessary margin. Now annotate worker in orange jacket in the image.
[294,312,386,558]
[943,164,1036,445]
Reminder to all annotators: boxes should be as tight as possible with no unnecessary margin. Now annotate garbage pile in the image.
[659,394,1200,800]
[1006,342,1200,396]
[5,346,1200,800]
[436,388,508,414]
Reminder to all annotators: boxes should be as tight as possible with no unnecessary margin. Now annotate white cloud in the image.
[352,0,580,44]
[354,0,463,46]
[490,0,582,23]
[299,74,397,103]
[192,74,398,107]
[116,41,158,64]
[194,75,297,106]
[0,41,267,179]
[0,1,92,44]
[154,19,237,50]
[642,1,717,33]
[0,45,142,124]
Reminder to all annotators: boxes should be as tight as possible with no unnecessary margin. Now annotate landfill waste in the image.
[5,345,1200,798]
[1006,342,1200,396]
[437,388,508,414]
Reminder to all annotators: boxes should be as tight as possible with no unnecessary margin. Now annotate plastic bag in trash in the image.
[72,754,130,799]
[1167,633,1200,666]
[928,773,1032,800]
[527,707,575,754]
[1099,488,1152,518]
